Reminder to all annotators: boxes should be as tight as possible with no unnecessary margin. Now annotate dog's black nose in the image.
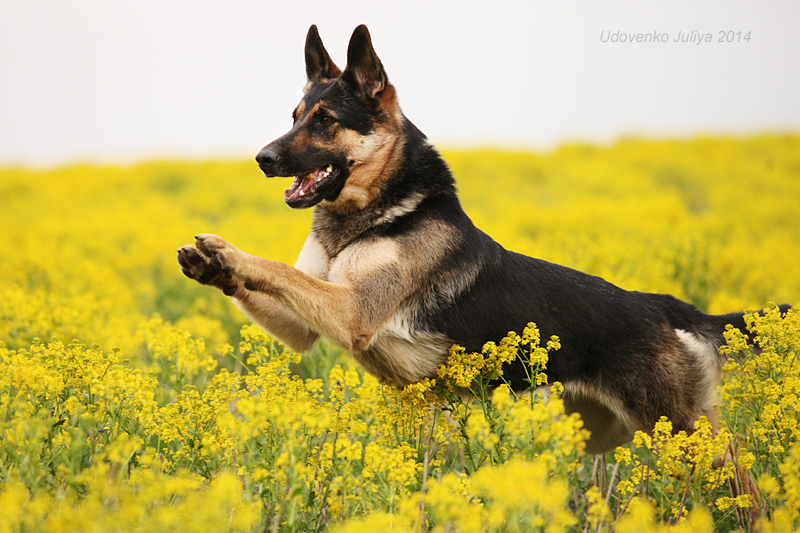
[256,145,280,167]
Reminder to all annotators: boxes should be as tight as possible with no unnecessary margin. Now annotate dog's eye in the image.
[320,115,332,125]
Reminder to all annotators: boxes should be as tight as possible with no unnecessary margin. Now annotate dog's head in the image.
[256,25,404,213]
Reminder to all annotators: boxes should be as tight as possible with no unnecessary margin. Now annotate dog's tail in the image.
[710,303,792,347]
[647,292,791,355]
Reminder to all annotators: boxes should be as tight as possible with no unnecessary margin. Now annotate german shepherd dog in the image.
[177,25,790,453]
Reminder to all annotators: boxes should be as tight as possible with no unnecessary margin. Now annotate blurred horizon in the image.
[2,0,799,167]
[4,132,799,172]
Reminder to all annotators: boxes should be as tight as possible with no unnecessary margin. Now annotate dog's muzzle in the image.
[255,145,281,177]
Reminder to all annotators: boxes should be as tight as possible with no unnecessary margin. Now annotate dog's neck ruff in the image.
[311,188,428,259]
[373,192,426,226]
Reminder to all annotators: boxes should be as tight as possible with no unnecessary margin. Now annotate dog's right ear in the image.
[304,25,342,90]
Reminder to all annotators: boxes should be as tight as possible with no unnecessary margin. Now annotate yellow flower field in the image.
[1,135,799,531]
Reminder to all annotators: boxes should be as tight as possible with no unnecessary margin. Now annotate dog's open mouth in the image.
[284,164,338,208]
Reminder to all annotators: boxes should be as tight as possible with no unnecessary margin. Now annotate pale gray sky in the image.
[1,0,798,167]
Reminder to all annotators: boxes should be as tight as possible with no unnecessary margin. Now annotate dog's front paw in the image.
[177,234,242,296]
[193,234,244,273]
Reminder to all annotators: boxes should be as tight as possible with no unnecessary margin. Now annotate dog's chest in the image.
[294,233,400,283]
[294,233,332,280]
[355,313,451,386]
[294,232,451,385]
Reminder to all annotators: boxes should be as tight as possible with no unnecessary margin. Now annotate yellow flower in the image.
[615,447,633,466]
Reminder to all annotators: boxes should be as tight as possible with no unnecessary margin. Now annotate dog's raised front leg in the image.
[177,239,319,352]
[233,290,320,352]
[186,233,406,353]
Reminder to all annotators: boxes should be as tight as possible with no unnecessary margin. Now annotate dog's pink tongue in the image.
[284,173,316,202]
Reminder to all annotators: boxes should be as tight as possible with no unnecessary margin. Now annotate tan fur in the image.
[232,233,329,352]
[360,319,451,385]
[563,381,638,453]
[402,219,475,307]
[234,291,319,352]
[324,126,405,214]
[328,238,400,284]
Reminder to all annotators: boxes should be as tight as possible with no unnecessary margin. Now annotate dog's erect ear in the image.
[305,25,342,86]
[343,25,389,99]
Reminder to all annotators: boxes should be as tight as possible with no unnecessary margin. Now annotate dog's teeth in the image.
[299,190,305,197]
[326,165,333,172]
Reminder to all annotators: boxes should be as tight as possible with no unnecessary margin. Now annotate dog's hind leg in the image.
[562,389,637,454]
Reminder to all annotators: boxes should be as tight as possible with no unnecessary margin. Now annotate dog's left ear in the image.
[343,25,389,99]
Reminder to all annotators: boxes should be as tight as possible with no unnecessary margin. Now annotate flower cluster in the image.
[2,137,800,530]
